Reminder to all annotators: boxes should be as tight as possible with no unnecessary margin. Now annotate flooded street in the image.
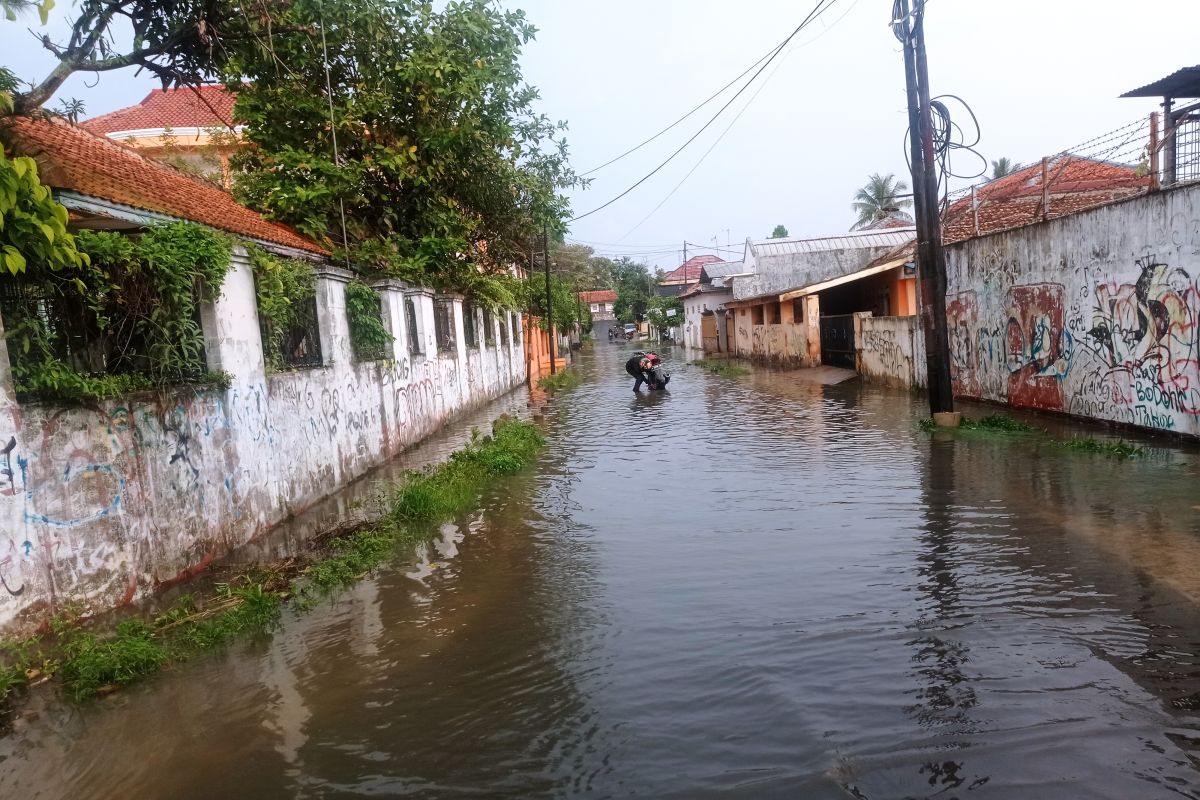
[3,343,1200,799]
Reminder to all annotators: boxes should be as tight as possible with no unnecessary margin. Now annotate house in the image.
[579,289,618,322]
[654,254,724,297]
[681,261,747,352]
[82,85,240,188]
[723,229,917,366]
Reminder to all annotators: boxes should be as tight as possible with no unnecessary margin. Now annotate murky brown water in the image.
[3,344,1200,799]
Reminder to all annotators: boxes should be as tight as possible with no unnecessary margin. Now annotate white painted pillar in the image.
[314,265,354,367]
[373,279,410,364]
[200,247,266,384]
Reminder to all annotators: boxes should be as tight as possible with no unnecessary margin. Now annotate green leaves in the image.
[0,150,87,276]
[344,280,393,362]
[249,246,316,371]
[229,0,580,286]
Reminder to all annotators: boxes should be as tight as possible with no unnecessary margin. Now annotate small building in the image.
[724,229,917,366]
[681,261,746,352]
[655,254,724,297]
[82,85,240,189]
[579,289,618,322]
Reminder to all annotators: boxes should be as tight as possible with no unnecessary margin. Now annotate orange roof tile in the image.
[579,290,617,303]
[661,254,724,284]
[1,114,327,255]
[943,156,1149,243]
[82,85,237,135]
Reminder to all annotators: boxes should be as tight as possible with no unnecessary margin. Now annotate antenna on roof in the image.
[318,3,352,267]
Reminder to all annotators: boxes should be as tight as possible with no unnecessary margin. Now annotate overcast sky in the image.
[4,0,1199,269]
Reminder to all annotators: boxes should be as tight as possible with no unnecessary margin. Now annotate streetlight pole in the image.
[898,0,954,417]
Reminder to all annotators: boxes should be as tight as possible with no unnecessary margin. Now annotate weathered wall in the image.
[859,315,921,389]
[943,185,1200,436]
[734,242,905,300]
[0,254,526,632]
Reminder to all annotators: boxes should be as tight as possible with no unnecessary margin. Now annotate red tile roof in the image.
[1,115,327,255]
[82,85,237,135]
[579,290,617,303]
[660,254,724,284]
[942,156,1149,244]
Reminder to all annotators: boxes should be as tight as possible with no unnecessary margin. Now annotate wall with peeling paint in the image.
[944,184,1200,436]
[855,185,1200,436]
[859,316,922,390]
[0,253,526,633]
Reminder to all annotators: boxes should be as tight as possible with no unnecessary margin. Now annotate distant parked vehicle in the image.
[623,323,637,341]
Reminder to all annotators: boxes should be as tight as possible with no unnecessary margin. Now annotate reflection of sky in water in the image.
[2,345,1200,799]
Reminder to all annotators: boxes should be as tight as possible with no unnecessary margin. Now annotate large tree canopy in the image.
[228,0,580,289]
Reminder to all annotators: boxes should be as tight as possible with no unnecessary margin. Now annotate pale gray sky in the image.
[4,0,1198,269]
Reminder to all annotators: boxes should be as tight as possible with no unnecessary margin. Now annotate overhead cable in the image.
[569,0,843,223]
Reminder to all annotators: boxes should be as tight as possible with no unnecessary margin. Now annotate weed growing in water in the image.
[691,360,750,378]
[1059,437,1144,458]
[537,368,582,393]
[960,414,1036,433]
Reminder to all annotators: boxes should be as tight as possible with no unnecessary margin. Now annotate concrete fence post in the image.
[372,279,410,364]
[200,246,266,384]
[313,265,355,367]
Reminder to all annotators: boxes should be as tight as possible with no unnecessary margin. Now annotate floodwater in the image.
[3,344,1200,799]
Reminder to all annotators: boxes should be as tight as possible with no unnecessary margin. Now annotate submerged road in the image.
[3,343,1200,798]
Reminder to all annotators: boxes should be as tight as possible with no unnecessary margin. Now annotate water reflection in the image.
[2,345,1200,798]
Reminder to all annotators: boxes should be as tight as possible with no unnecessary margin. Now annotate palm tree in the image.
[851,173,913,230]
[990,157,1022,180]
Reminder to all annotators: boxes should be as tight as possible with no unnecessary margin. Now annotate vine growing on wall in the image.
[344,281,392,362]
[3,221,233,403]
[249,246,317,370]
[0,136,88,277]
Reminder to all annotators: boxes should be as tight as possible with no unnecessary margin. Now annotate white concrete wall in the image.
[859,315,921,389]
[943,184,1200,436]
[0,255,526,632]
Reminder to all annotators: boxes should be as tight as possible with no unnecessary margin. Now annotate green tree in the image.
[990,157,1022,180]
[610,257,653,323]
[770,224,788,238]
[551,243,614,290]
[850,173,912,230]
[228,0,581,291]
[4,0,278,114]
[645,294,682,336]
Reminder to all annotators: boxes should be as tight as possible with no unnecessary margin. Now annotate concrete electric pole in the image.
[897,0,955,419]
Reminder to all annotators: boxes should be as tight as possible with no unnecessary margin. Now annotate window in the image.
[433,300,456,353]
[482,308,495,346]
[463,302,478,348]
[751,305,764,325]
[768,300,782,325]
[590,303,600,313]
[498,311,509,346]
[405,295,423,356]
[792,298,805,323]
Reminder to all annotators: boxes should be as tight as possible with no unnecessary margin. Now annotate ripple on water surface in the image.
[2,345,1200,799]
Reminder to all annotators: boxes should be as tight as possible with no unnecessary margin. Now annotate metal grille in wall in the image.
[405,296,423,355]
[482,308,495,345]
[463,302,478,347]
[498,311,508,345]
[274,291,323,369]
[434,300,456,353]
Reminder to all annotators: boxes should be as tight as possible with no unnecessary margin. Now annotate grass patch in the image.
[918,413,1146,459]
[537,368,582,393]
[960,414,1036,433]
[0,417,546,709]
[690,360,750,378]
[1058,437,1145,459]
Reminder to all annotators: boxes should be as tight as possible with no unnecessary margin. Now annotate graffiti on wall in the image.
[945,249,1200,434]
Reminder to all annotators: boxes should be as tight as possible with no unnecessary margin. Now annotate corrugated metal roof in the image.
[750,229,915,258]
[1121,65,1200,99]
[702,261,744,278]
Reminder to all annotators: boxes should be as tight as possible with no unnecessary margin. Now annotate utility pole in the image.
[898,0,954,417]
[543,222,556,375]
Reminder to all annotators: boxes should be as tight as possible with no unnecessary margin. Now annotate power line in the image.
[569,0,843,223]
